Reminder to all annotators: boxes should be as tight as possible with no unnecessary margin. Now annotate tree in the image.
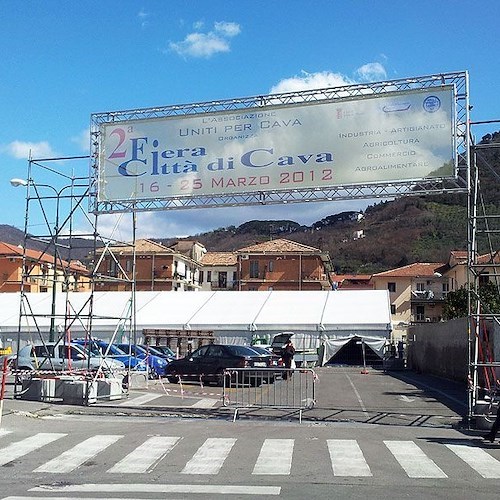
[443,282,500,320]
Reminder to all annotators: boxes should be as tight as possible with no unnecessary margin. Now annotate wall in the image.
[407,318,469,382]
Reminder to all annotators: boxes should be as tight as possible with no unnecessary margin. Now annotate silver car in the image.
[16,343,125,375]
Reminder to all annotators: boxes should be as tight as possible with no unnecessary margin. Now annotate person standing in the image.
[281,339,296,380]
[484,404,500,443]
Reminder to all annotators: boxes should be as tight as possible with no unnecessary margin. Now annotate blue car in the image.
[73,339,148,374]
[116,344,168,378]
[140,345,176,363]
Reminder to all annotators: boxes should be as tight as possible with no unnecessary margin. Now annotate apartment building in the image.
[199,252,238,291]
[236,238,333,291]
[371,262,448,340]
[94,239,203,292]
[0,241,90,293]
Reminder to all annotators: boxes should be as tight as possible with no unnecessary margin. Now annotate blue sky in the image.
[1,0,499,241]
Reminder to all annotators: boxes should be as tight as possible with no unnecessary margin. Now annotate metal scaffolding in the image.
[467,127,500,424]
[12,155,138,401]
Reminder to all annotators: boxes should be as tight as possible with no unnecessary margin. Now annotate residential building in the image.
[200,252,238,291]
[371,262,448,340]
[0,241,90,293]
[236,238,333,291]
[94,239,203,292]
[442,250,500,290]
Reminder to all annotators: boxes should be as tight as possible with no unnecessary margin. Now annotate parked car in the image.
[115,344,168,378]
[73,339,149,374]
[165,344,274,386]
[139,345,176,363]
[145,345,177,360]
[15,342,125,375]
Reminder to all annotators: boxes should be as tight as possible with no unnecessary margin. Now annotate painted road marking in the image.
[385,440,447,478]
[107,436,181,473]
[0,433,66,466]
[181,438,236,474]
[34,434,122,473]
[327,439,372,476]
[253,438,294,475]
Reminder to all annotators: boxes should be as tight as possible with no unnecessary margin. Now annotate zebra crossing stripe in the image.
[384,440,447,478]
[107,436,181,473]
[0,433,66,466]
[446,443,500,478]
[253,438,294,475]
[120,393,163,406]
[34,434,123,473]
[327,439,372,476]
[181,438,236,474]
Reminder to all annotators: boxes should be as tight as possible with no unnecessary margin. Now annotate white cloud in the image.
[71,128,90,152]
[270,70,354,94]
[355,62,387,82]
[2,140,55,159]
[214,21,241,37]
[270,63,387,94]
[169,21,241,58]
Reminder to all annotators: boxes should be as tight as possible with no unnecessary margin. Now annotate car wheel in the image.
[167,375,179,384]
[15,366,33,385]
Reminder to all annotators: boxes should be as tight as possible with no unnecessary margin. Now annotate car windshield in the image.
[154,346,175,356]
[226,345,259,357]
[101,344,127,356]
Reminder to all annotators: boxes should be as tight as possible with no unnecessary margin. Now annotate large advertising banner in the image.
[97,86,455,202]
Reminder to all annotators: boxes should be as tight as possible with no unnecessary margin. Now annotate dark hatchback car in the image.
[165,344,273,386]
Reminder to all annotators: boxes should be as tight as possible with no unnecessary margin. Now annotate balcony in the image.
[411,290,446,302]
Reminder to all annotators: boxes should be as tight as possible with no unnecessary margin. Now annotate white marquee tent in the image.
[0,290,392,364]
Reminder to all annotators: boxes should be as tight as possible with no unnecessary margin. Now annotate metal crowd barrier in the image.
[222,367,317,422]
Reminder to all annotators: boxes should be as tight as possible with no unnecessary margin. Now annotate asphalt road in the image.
[0,366,498,500]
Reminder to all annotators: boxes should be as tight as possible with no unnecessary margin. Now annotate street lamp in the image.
[10,177,67,342]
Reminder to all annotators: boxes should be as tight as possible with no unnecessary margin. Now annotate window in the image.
[415,305,425,322]
[268,260,274,272]
[250,260,259,278]
[199,271,204,284]
[479,273,490,286]
[442,282,449,295]
[232,271,237,283]
[218,271,227,288]
[416,282,425,292]
[390,304,396,314]
[207,271,212,283]
[388,282,396,293]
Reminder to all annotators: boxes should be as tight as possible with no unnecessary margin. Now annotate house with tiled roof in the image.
[371,262,449,340]
[236,238,333,291]
[0,241,90,293]
[200,252,238,291]
[94,239,203,292]
[441,249,500,291]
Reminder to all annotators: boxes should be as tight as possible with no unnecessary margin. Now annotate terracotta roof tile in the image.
[237,238,321,253]
[99,239,174,254]
[201,252,237,266]
[373,262,445,278]
[0,241,88,273]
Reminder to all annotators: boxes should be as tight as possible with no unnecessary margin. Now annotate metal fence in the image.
[222,367,317,422]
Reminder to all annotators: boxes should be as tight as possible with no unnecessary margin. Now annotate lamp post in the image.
[10,178,69,343]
